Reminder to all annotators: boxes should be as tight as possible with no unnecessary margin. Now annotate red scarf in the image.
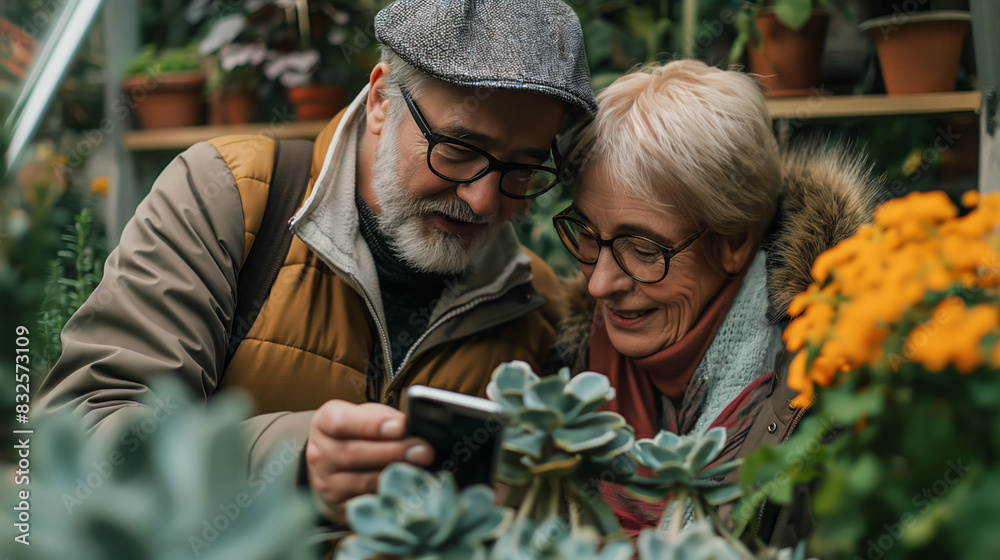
[590,274,745,442]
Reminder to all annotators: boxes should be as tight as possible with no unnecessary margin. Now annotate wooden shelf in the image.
[123,92,981,151]
[123,120,330,151]
[765,91,981,119]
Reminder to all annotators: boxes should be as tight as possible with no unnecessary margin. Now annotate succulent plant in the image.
[637,521,743,560]
[0,378,318,560]
[490,516,633,560]
[486,362,635,534]
[637,523,815,560]
[627,427,743,536]
[338,463,512,560]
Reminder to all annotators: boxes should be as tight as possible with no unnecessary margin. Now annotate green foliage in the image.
[487,362,635,535]
[339,463,512,560]
[739,363,1000,558]
[0,378,319,559]
[35,208,104,375]
[514,187,579,278]
[491,517,633,560]
[125,44,202,77]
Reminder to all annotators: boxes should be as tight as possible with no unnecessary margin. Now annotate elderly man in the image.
[38,0,594,523]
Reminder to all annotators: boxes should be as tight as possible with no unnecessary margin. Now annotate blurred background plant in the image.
[35,208,106,375]
[737,190,1000,559]
[0,378,322,559]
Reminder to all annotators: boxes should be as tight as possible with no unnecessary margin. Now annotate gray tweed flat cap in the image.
[375,0,596,115]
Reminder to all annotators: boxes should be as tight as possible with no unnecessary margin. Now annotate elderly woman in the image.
[551,60,878,544]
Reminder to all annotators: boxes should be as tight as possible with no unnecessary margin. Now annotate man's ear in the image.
[366,62,392,136]
[719,230,757,275]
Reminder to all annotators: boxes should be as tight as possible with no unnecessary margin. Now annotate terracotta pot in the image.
[860,11,971,95]
[221,91,257,125]
[122,72,205,128]
[288,84,345,120]
[747,9,831,97]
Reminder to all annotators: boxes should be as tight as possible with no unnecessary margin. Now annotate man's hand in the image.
[305,400,433,524]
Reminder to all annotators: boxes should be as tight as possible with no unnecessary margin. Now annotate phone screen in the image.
[404,388,507,489]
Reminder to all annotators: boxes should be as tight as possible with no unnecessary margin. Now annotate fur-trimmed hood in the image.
[549,143,881,373]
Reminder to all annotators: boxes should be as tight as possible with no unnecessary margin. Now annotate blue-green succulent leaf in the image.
[378,463,426,500]
[589,427,635,459]
[703,483,743,505]
[514,409,564,432]
[504,429,549,459]
[564,371,614,407]
[597,540,635,560]
[690,427,727,471]
[524,375,573,411]
[553,425,617,453]
[700,460,743,479]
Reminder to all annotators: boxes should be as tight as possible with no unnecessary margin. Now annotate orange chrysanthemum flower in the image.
[784,190,1000,406]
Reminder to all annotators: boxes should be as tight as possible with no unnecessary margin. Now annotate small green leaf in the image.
[772,0,813,31]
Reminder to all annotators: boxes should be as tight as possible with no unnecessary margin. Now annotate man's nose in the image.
[455,170,503,218]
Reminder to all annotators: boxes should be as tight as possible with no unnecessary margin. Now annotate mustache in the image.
[417,196,492,225]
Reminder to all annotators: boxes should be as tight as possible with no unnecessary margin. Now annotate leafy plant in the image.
[739,191,1000,558]
[36,208,104,375]
[0,378,319,559]
[338,463,512,560]
[487,362,635,535]
[124,44,202,77]
[491,516,633,560]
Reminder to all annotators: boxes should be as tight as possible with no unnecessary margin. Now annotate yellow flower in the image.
[874,191,956,229]
[784,191,1000,406]
[962,190,979,208]
[91,175,110,196]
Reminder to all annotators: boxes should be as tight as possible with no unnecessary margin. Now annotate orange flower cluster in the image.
[785,191,1000,407]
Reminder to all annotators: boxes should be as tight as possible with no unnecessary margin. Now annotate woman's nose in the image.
[586,248,633,299]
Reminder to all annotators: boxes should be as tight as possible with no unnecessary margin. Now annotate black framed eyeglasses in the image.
[552,205,705,283]
[400,87,562,200]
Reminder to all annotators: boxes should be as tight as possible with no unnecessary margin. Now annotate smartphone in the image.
[402,385,508,489]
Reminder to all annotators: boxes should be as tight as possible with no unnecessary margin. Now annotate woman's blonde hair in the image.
[570,59,781,259]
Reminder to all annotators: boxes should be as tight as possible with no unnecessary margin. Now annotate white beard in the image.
[369,121,497,275]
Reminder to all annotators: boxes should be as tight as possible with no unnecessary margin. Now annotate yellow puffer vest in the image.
[209,112,565,413]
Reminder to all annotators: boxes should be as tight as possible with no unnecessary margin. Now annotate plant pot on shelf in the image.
[122,72,205,128]
[221,91,257,125]
[859,11,971,95]
[288,83,345,121]
[747,8,831,97]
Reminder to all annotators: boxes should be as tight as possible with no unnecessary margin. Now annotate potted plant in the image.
[729,0,849,96]
[122,44,205,128]
[198,11,273,125]
[738,190,1000,557]
[261,0,372,121]
[859,5,971,94]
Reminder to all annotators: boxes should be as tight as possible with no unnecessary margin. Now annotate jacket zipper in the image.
[756,406,809,530]
[336,274,395,391]
[312,247,533,402]
[385,290,514,397]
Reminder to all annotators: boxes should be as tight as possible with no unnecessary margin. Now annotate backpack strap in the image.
[224,139,314,369]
